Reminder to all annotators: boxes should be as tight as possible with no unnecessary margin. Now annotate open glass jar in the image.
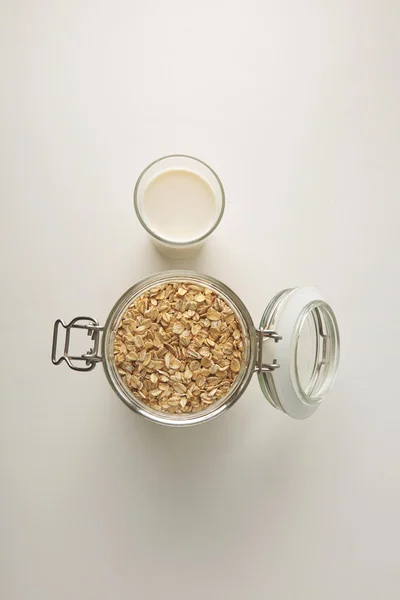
[52,271,340,426]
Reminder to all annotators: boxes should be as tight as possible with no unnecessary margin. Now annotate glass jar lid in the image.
[258,287,340,419]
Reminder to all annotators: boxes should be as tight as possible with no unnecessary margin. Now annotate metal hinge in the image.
[255,329,282,373]
[51,317,103,372]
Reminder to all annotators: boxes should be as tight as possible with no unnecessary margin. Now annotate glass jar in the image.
[52,271,340,426]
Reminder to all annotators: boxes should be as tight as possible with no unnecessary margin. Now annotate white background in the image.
[1,1,399,598]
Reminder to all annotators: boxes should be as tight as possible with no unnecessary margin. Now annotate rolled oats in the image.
[113,282,245,414]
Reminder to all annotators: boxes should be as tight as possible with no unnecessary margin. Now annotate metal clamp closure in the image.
[52,317,103,372]
[255,329,282,373]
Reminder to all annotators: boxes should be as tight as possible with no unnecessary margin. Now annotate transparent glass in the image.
[101,272,257,427]
[133,155,225,258]
[293,300,340,404]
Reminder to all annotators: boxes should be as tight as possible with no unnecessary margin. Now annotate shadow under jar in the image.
[52,272,340,426]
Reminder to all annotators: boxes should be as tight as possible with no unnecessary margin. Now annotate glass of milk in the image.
[134,155,225,257]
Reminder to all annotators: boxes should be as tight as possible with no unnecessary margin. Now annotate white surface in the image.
[1,1,399,599]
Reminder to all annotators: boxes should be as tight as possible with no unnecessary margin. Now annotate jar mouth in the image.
[102,271,257,426]
[133,155,226,247]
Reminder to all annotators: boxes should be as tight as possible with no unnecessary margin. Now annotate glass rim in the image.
[133,154,226,246]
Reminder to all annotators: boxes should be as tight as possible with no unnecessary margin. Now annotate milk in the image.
[142,168,218,245]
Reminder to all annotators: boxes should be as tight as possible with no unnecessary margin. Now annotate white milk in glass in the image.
[142,168,218,251]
